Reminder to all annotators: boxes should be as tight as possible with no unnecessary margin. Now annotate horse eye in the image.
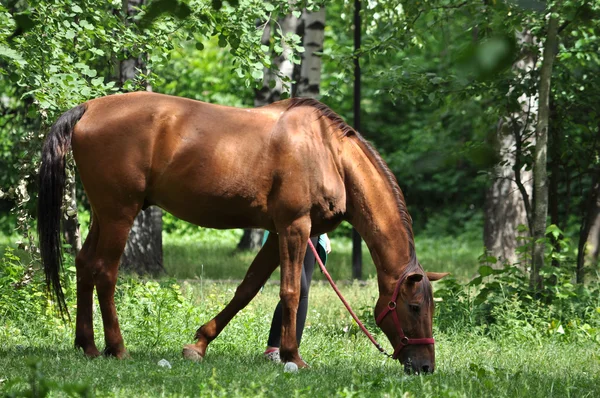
[409,304,421,313]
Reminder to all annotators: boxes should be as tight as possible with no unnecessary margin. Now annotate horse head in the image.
[375,270,448,374]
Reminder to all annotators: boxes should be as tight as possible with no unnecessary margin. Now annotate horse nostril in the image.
[422,365,431,373]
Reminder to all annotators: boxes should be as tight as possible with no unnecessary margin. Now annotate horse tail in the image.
[37,104,87,318]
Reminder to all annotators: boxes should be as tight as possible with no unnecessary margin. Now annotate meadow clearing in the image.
[1,231,599,397]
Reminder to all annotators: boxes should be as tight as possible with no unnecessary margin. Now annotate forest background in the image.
[0,0,600,396]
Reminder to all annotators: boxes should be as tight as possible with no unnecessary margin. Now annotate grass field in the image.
[1,281,599,397]
[163,231,483,282]
[2,229,599,397]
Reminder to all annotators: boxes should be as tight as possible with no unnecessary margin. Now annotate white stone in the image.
[283,362,298,373]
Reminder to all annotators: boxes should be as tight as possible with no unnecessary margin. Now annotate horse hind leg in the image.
[90,217,133,358]
[74,216,101,357]
[183,232,280,361]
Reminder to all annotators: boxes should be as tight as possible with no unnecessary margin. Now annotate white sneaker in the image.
[264,348,281,363]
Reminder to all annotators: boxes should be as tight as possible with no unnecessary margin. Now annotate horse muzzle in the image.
[403,357,435,375]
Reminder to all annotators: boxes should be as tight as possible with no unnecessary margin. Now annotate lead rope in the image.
[307,239,393,358]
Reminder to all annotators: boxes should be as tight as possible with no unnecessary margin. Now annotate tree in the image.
[484,30,536,266]
[530,12,559,289]
[295,7,325,97]
[578,170,600,281]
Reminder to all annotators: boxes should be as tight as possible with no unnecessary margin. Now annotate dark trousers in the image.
[267,236,318,347]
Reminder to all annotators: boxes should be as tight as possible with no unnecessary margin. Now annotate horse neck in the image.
[342,138,415,297]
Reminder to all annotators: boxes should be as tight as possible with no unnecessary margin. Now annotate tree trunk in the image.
[484,30,536,267]
[484,123,533,266]
[254,14,299,105]
[576,166,600,283]
[586,187,600,268]
[121,206,163,275]
[62,181,81,253]
[295,8,325,98]
[237,229,264,251]
[119,0,164,275]
[530,14,559,290]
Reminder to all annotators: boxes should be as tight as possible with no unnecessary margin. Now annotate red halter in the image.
[307,239,434,360]
[375,274,435,359]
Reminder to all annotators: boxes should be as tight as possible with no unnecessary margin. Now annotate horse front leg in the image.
[277,218,310,368]
[182,232,280,361]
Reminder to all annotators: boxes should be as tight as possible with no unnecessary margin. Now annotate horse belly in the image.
[149,163,272,230]
[156,193,269,230]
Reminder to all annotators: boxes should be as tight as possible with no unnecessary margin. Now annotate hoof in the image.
[103,346,129,359]
[84,348,102,358]
[182,345,204,361]
[79,346,101,359]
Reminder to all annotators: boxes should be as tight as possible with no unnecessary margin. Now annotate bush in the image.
[435,256,600,343]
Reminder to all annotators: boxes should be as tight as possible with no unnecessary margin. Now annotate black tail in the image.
[37,104,86,318]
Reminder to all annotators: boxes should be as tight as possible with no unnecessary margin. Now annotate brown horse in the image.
[38,92,447,373]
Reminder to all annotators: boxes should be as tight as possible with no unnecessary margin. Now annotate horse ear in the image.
[406,273,424,284]
[427,272,449,281]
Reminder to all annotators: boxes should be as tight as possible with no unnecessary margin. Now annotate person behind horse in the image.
[263,232,330,363]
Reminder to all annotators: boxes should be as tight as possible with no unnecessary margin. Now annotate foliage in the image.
[435,227,600,343]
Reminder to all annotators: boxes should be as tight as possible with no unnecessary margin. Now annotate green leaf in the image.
[546,224,562,239]
[218,35,227,48]
[251,68,263,80]
[72,5,83,13]
[0,44,27,66]
[195,42,205,51]
[469,276,483,286]
[478,265,494,277]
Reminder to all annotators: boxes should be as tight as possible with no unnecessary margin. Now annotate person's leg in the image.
[265,237,318,355]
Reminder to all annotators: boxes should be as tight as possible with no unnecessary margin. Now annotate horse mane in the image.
[286,97,418,270]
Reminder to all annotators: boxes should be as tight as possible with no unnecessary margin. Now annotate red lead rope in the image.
[307,239,435,360]
[307,239,392,357]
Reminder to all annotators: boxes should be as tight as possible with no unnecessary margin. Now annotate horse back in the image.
[72,92,345,232]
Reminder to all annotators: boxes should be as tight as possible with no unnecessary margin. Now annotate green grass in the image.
[164,231,482,282]
[5,228,595,396]
[1,281,599,397]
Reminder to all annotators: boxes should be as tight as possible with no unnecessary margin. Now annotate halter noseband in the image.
[307,239,434,360]
[375,274,435,359]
